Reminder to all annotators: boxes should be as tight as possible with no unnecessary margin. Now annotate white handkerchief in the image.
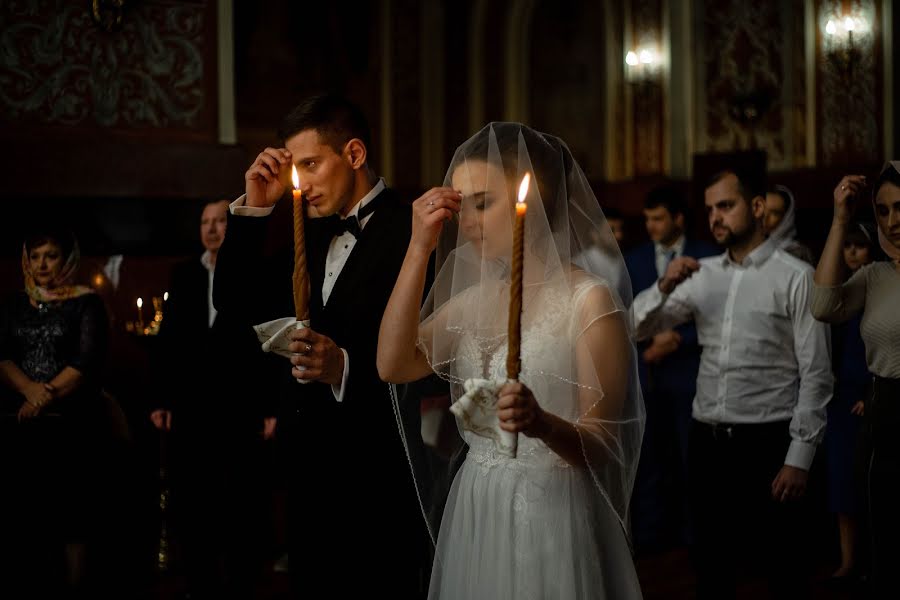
[253,317,311,384]
[449,378,518,458]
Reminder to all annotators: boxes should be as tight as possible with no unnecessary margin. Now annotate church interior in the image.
[1,1,898,598]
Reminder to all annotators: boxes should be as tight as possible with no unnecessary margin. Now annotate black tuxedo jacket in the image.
[214,188,430,591]
[156,257,279,432]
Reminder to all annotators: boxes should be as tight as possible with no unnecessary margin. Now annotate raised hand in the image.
[410,187,462,254]
[659,256,701,294]
[833,175,867,226]
[245,147,293,208]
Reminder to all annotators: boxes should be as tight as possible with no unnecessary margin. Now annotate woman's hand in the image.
[18,382,52,422]
[22,381,52,410]
[497,381,550,438]
[833,175,867,226]
[410,187,461,255]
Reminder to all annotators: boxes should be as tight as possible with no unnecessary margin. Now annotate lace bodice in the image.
[453,278,604,469]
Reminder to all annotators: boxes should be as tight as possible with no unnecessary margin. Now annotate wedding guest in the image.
[634,165,832,598]
[811,164,900,598]
[152,199,278,598]
[0,227,109,597]
[825,222,882,581]
[625,186,718,552]
[765,184,815,264]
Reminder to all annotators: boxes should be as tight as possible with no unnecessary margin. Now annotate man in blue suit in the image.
[626,186,719,553]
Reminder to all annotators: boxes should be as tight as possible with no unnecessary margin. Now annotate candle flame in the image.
[163,291,169,301]
[517,173,530,204]
[639,49,653,64]
[843,16,855,32]
[137,297,143,309]
[625,51,638,66]
[291,164,300,189]
[825,19,837,35]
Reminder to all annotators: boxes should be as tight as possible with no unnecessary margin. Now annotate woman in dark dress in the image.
[0,228,109,596]
[826,223,882,580]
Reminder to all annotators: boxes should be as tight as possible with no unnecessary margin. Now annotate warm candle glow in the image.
[291,164,300,189]
[625,51,638,66]
[137,297,143,309]
[825,19,837,35]
[639,49,653,64]
[163,291,169,301]
[516,173,530,215]
[843,16,855,31]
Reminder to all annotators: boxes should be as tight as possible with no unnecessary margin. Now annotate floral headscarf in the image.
[22,233,94,304]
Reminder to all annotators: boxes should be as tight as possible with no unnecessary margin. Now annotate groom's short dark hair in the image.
[278,93,372,154]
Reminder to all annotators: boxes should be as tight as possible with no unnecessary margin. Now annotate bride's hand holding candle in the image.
[497,381,550,438]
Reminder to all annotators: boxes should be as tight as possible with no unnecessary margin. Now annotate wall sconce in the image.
[624,47,661,83]
[823,14,867,80]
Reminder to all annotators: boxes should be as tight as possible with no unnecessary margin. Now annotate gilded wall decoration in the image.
[0,0,209,130]
[698,0,786,165]
[816,0,880,166]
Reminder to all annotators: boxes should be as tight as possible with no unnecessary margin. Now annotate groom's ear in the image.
[344,138,367,171]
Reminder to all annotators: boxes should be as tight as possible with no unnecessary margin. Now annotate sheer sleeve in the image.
[571,278,644,531]
[810,264,868,324]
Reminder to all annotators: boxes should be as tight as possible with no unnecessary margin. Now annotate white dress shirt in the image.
[632,240,832,470]
[654,235,686,278]
[229,179,387,401]
[200,250,217,328]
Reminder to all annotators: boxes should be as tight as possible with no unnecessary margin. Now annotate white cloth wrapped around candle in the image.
[449,378,518,458]
[253,316,312,384]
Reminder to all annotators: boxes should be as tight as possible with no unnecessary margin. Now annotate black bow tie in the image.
[326,214,363,238]
[321,191,385,239]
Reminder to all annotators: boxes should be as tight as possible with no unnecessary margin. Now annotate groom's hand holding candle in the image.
[245,147,293,208]
[288,326,345,386]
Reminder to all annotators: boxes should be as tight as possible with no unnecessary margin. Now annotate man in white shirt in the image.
[150,199,281,597]
[633,167,832,598]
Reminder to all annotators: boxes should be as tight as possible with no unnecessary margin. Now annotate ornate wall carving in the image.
[697,0,787,165]
[816,0,881,166]
[0,0,213,133]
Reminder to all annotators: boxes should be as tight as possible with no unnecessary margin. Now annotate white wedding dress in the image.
[427,279,643,600]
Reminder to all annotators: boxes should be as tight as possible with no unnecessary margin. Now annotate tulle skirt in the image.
[428,451,643,599]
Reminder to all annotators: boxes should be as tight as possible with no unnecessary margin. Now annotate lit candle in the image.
[291,164,310,321]
[506,173,530,380]
[136,297,144,333]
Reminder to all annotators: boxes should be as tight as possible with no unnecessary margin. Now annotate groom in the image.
[213,94,430,596]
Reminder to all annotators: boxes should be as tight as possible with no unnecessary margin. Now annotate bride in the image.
[377,123,645,599]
